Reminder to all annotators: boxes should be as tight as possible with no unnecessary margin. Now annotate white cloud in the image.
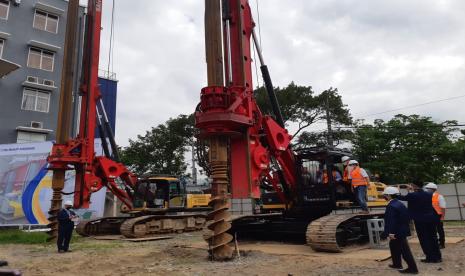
[96,0,465,145]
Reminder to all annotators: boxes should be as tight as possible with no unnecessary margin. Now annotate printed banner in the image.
[0,141,107,225]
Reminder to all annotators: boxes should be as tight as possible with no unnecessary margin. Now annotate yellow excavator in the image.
[76,175,211,237]
[130,175,210,210]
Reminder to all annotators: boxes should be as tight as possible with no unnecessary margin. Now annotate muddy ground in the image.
[1,226,464,276]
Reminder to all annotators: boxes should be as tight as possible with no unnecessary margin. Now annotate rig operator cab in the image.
[131,175,211,211]
[261,147,387,214]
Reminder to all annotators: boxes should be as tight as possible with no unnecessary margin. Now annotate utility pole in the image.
[191,143,197,185]
[325,90,334,148]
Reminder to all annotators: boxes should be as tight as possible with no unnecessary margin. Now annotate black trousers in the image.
[414,221,442,261]
[389,237,418,271]
[437,220,445,246]
[57,223,73,251]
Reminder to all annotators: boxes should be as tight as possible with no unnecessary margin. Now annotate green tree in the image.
[120,114,195,176]
[443,129,465,183]
[351,114,461,184]
[254,83,352,148]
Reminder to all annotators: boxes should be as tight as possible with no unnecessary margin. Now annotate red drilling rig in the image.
[196,0,386,260]
[47,0,208,240]
[47,0,385,260]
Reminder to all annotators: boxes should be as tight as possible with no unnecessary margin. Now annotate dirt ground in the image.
[1,226,464,276]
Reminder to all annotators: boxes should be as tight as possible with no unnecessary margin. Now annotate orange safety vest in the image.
[323,171,337,185]
[432,192,444,219]
[343,167,349,182]
[350,167,368,187]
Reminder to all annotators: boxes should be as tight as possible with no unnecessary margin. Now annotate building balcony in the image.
[0,58,20,79]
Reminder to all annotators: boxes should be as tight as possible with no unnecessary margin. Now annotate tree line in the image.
[120,83,465,185]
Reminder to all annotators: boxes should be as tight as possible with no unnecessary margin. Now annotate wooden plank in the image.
[92,235,124,240]
[409,237,463,244]
[122,236,173,242]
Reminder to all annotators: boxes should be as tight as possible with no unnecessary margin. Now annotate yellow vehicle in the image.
[132,175,211,210]
[77,175,211,237]
[366,181,388,207]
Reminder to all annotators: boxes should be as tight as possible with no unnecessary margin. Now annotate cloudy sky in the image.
[96,0,465,146]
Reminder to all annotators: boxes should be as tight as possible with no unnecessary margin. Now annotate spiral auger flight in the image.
[204,161,234,260]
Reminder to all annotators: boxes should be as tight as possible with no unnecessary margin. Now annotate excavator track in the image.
[76,217,128,236]
[306,212,384,252]
[120,214,207,238]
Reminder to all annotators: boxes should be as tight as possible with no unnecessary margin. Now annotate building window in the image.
[17,131,47,143]
[0,0,9,20]
[33,10,59,34]
[0,39,3,58]
[27,47,54,71]
[21,88,50,113]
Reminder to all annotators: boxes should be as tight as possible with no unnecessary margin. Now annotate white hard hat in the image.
[383,186,400,195]
[64,200,73,206]
[341,156,351,162]
[348,160,359,165]
[424,183,438,190]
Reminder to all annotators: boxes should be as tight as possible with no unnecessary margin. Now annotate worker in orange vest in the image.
[341,156,351,182]
[348,160,370,213]
[348,160,369,211]
[424,183,446,249]
[322,168,342,185]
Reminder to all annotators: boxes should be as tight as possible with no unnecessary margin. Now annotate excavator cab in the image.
[260,147,352,214]
[295,147,353,212]
[132,176,186,210]
[295,148,387,210]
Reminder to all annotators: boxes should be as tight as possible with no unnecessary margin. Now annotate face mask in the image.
[66,206,72,210]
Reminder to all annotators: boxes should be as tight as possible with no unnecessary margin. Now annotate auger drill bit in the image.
[47,179,64,241]
[205,160,234,260]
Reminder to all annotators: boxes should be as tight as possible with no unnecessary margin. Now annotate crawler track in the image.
[76,214,207,238]
[119,214,207,238]
[76,217,128,236]
[306,212,384,252]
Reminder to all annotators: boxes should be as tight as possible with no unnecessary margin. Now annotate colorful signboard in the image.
[0,141,106,225]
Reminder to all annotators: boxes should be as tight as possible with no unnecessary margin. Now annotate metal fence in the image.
[438,183,464,221]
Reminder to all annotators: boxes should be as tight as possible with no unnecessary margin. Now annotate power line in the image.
[357,94,465,118]
[333,124,465,129]
[106,0,115,75]
[252,0,262,87]
[255,0,262,50]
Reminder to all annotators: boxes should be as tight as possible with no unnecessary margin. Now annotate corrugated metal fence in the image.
[438,183,464,221]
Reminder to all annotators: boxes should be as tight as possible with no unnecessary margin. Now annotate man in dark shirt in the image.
[57,200,77,253]
[398,180,441,263]
[383,186,418,274]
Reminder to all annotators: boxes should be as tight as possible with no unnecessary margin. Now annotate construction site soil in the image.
[1,225,464,276]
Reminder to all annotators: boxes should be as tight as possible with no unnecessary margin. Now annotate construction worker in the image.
[348,160,369,213]
[383,186,418,274]
[424,183,446,249]
[57,200,77,253]
[322,167,342,185]
[398,180,442,263]
[341,156,351,182]
[301,167,311,185]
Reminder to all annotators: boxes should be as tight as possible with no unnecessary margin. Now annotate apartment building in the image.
[0,0,85,144]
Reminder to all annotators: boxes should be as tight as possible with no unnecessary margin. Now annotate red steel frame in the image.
[196,0,298,205]
[48,0,137,209]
